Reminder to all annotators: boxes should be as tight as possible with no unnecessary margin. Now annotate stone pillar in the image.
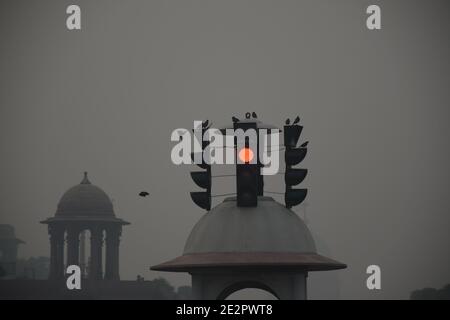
[49,225,65,280]
[105,226,121,280]
[66,227,80,267]
[79,230,87,277]
[291,273,307,300]
[89,227,104,280]
[191,274,205,299]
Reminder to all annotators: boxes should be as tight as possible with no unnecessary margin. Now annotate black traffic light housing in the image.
[284,120,308,208]
[187,114,308,211]
[189,122,212,211]
[234,121,259,207]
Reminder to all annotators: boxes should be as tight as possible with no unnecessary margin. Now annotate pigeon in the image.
[252,112,257,119]
[300,141,309,147]
[285,118,290,125]
[232,116,239,123]
[139,191,149,197]
[293,116,300,124]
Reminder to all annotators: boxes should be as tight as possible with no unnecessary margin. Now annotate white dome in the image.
[152,196,345,272]
[184,196,316,254]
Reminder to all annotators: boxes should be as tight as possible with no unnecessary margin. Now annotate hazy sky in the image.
[1,0,449,299]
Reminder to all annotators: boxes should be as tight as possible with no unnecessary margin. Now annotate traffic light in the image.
[190,168,211,211]
[235,121,259,207]
[189,121,211,211]
[284,119,308,208]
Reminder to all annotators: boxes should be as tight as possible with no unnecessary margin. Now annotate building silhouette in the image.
[41,172,129,280]
[0,173,192,299]
[0,225,24,279]
[16,256,50,280]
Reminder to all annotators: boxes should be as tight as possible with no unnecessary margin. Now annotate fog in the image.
[1,0,449,299]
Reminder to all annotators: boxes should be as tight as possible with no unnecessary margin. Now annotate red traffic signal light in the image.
[238,147,254,164]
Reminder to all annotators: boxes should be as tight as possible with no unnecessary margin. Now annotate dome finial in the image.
[81,171,91,184]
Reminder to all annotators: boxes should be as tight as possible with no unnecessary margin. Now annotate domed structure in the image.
[41,172,129,281]
[152,197,345,299]
[0,224,24,278]
[55,173,114,217]
[184,196,316,254]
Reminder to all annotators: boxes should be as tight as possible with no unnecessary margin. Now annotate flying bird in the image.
[252,112,257,119]
[285,118,290,125]
[300,141,309,147]
[293,116,300,124]
[232,116,239,123]
[139,191,150,197]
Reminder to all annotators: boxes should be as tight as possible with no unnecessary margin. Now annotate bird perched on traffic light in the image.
[285,118,290,125]
[293,116,300,124]
[139,191,149,197]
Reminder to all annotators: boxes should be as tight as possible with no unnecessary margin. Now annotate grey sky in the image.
[1,0,449,299]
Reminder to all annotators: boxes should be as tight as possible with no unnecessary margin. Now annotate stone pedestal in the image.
[105,227,121,280]
[49,227,65,280]
[89,228,104,280]
[190,270,307,300]
[66,228,80,267]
